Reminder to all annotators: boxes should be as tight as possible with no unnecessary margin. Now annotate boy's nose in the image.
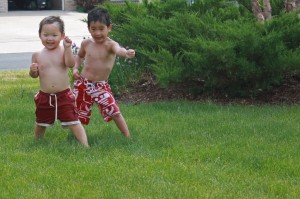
[95,30,101,35]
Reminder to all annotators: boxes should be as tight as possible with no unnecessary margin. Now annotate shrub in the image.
[75,0,106,12]
[109,56,142,94]
[236,0,284,16]
[103,0,300,97]
[185,22,287,96]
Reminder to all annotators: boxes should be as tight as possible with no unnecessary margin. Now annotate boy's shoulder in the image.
[104,38,120,50]
[106,37,118,45]
[81,37,119,48]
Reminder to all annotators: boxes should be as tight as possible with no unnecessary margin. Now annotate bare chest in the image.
[36,52,65,72]
[37,50,64,67]
[85,44,115,61]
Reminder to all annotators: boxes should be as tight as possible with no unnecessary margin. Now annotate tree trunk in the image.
[285,0,300,12]
[251,0,265,21]
[263,0,272,20]
[251,0,272,21]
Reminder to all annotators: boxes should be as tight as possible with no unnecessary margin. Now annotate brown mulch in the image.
[116,74,300,105]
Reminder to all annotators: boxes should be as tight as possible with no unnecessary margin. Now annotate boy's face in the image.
[39,22,64,50]
[88,21,112,43]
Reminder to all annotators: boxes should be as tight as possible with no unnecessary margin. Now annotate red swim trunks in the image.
[73,77,120,125]
[34,88,80,127]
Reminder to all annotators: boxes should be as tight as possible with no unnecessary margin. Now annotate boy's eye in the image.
[91,28,104,31]
[43,34,58,37]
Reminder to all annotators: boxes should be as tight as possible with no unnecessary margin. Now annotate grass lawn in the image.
[0,70,299,198]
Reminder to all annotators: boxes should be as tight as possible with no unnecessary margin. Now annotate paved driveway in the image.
[0,10,89,70]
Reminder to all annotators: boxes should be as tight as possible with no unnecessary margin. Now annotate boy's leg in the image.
[68,124,89,147]
[34,125,46,139]
[112,114,130,138]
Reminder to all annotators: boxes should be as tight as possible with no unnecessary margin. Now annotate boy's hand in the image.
[73,68,80,80]
[126,49,135,59]
[63,36,72,49]
[30,63,39,77]
[30,63,39,73]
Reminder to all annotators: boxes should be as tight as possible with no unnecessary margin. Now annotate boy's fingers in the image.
[64,36,72,43]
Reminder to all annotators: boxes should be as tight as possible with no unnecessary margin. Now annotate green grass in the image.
[0,70,300,198]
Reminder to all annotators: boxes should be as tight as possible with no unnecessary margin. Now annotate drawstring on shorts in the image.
[49,94,58,121]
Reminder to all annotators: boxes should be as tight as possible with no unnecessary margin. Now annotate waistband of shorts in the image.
[39,88,71,96]
[80,76,108,84]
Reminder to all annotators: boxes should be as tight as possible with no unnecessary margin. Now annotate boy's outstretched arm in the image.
[113,42,135,59]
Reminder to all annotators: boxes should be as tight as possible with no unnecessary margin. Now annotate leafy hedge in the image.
[75,0,106,12]
[103,0,300,97]
[236,0,284,16]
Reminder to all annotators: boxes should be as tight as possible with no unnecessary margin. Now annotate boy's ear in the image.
[108,24,112,32]
[61,32,66,39]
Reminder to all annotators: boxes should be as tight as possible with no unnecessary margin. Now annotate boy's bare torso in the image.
[79,38,117,81]
[33,46,70,93]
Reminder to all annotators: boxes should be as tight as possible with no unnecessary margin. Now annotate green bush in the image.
[266,11,300,50]
[236,0,284,16]
[103,0,300,97]
[75,0,106,12]
[146,48,184,87]
[109,56,142,94]
[184,14,297,96]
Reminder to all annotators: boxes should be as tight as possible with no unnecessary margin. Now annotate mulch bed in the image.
[116,74,300,105]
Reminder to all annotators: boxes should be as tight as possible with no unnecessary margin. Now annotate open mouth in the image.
[95,37,104,42]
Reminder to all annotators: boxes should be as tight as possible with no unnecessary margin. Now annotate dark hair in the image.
[87,7,111,27]
[39,16,64,33]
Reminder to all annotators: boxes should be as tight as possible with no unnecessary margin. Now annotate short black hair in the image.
[39,16,64,33]
[87,7,111,27]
